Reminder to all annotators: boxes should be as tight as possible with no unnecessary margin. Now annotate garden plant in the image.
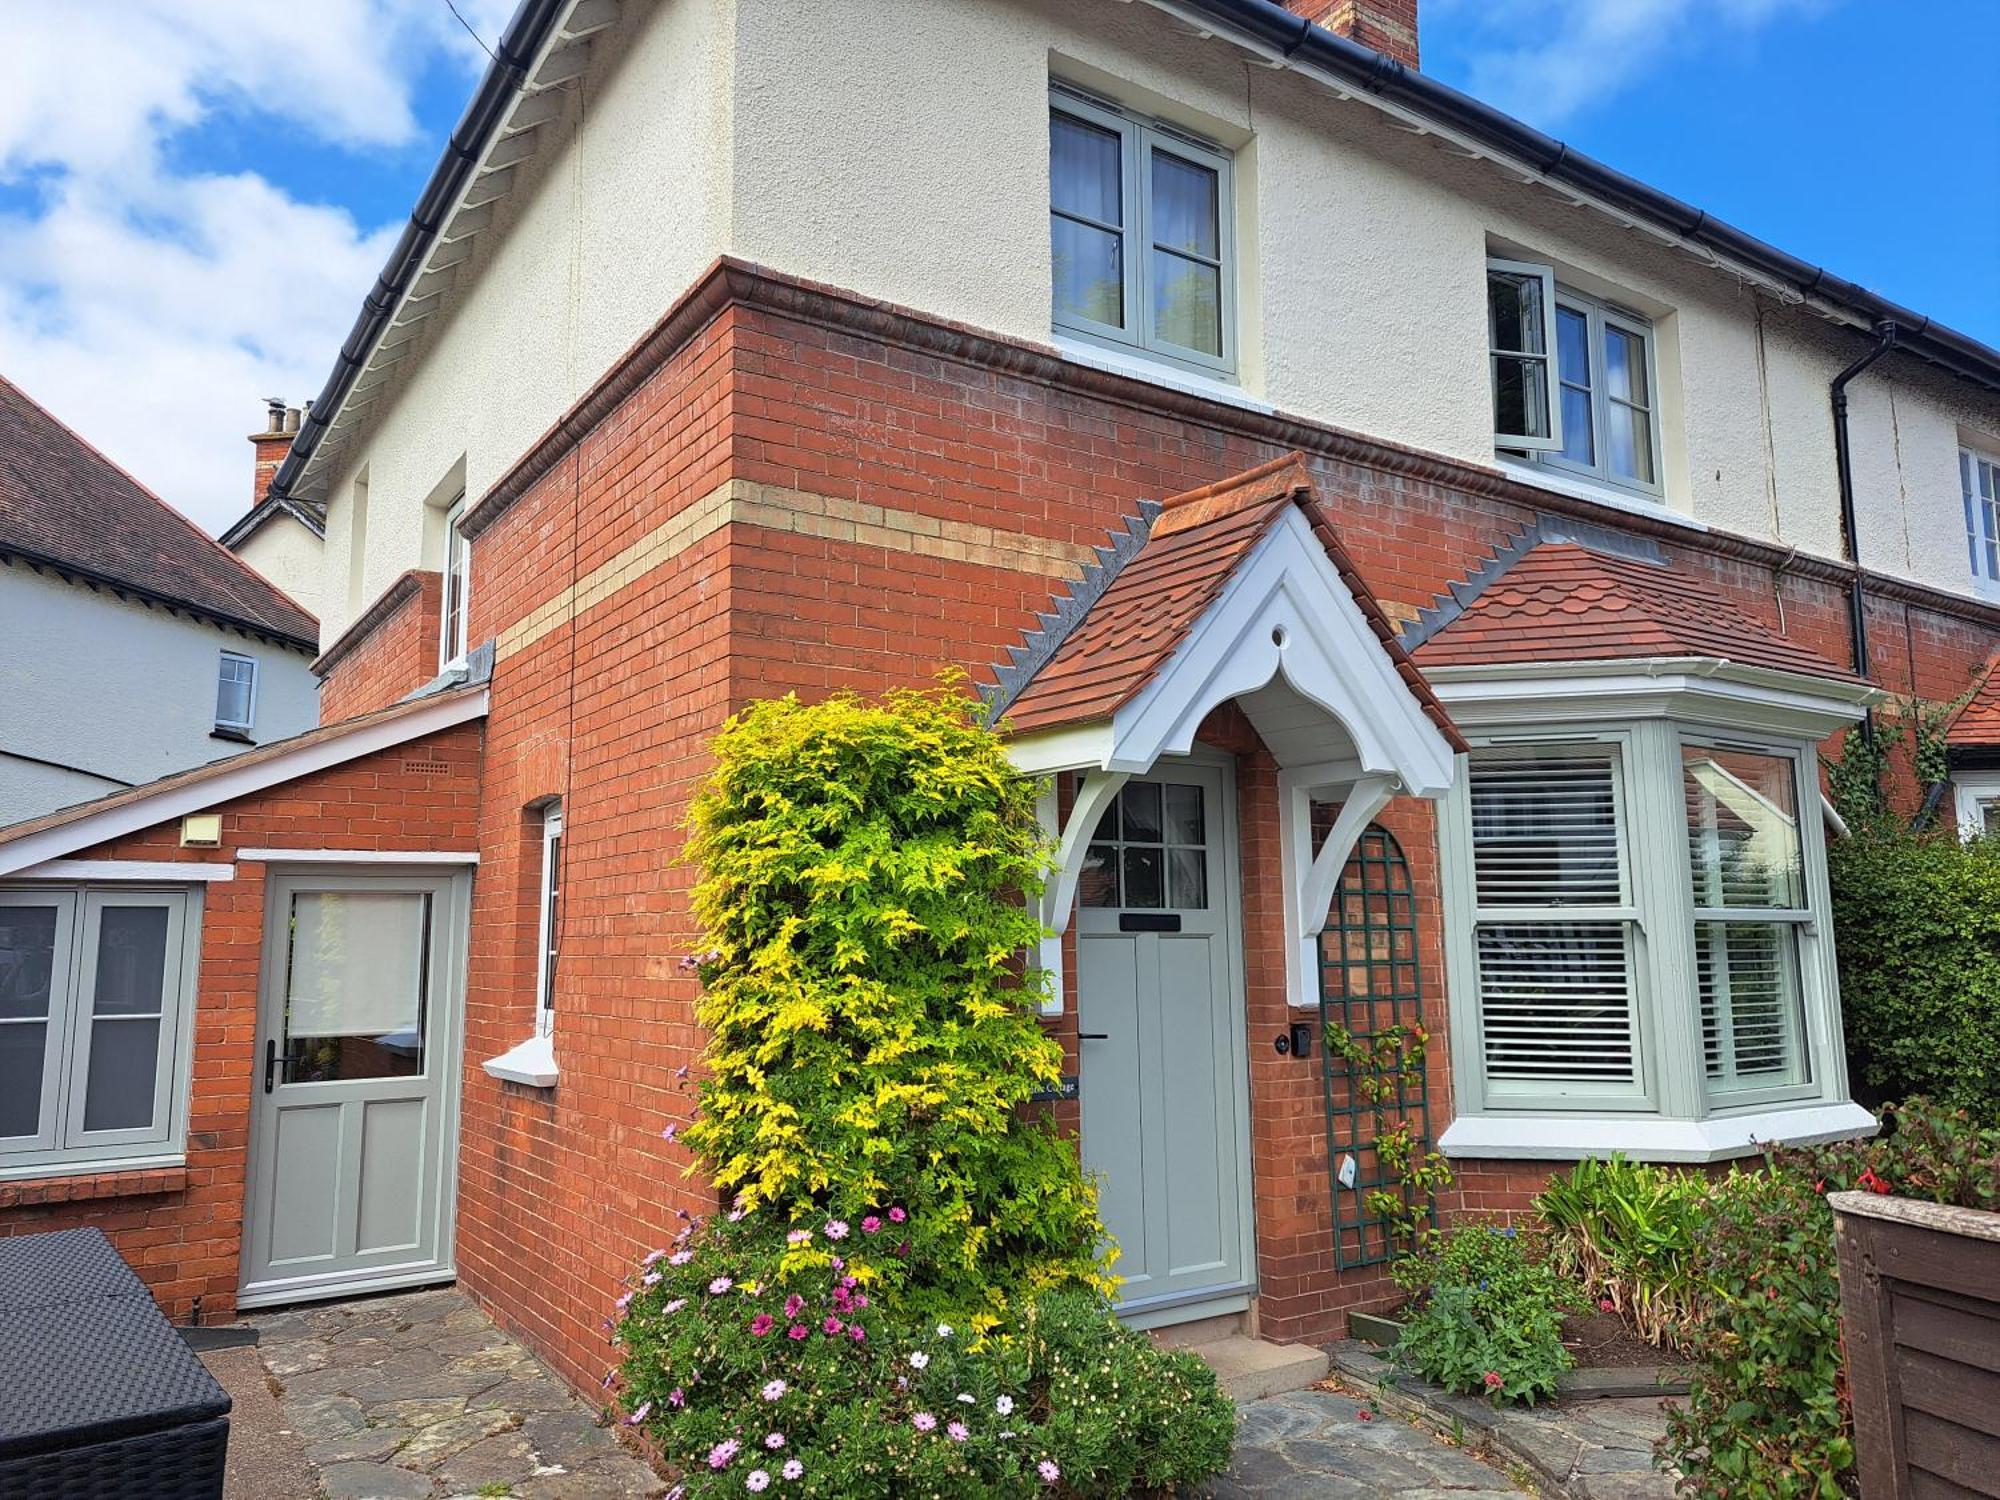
[612,685,1235,1497]
[1389,1221,1579,1406]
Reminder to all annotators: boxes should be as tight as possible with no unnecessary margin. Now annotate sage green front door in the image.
[1075,761,1254,1320]
[239,870,468,1307]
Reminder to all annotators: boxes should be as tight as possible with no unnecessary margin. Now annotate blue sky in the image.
[0,0,1994,535]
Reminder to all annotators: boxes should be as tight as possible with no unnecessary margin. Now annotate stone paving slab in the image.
[251,1288,665,1500]
[1199,1385,1528,1497]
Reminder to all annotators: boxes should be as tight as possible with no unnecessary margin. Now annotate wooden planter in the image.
[1831,1191,2000,1499]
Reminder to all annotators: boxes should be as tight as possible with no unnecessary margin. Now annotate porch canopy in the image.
[984,453,1464,1009]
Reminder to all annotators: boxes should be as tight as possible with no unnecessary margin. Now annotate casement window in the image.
[0,888,198,1175]
[1447,722,1837,1129]
[1049,87,1235,379]
[439,495,470,669]
[1488,260,1663,499]
[215,652,258,733]
[535,804,562,1037]
[1963,447,2000,587]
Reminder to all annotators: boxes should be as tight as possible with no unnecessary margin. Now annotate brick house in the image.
[4,0,1999,1390]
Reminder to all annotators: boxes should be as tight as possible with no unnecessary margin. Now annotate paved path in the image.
[1201,1385,1529,1498]
[250,1287,664,1500]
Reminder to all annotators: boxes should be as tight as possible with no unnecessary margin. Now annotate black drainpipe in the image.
[1830,322,1900,739]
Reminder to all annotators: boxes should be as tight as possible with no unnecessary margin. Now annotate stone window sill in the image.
[0,1164,189,1208]
[483,1032,558,1088]
[1439,1099,1877,1163]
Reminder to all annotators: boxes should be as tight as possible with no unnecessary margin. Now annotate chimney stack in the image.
[1284,0,1418,69]
[249,397,302,505]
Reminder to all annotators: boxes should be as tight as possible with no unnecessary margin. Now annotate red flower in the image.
[749,1313,775,1337]
[1858,1167,1892,1195]
[1482,1371,1503,1389]
[1357,1407,1374,1422]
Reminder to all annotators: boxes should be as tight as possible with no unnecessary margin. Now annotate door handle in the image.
[1077,1032,1109,1041]
[264,1039,278,1094]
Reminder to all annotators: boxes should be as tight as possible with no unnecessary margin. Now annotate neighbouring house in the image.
[222,400,328,622]
[4,0,2000,1393]
[0,376,319,824]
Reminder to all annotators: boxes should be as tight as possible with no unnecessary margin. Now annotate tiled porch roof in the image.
[1945,654,2000,748]
[990,453,1464,752]
[1412,542,1859,683]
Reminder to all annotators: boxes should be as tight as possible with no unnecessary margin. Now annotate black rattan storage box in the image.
[0,1228,229,1499]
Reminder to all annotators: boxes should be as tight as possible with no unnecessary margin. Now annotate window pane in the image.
[1050,113,1122,224]
[1164,783,1205,846]
[1122,847,1164,909]
[1469,750,1622,906]
[1079,844,1120,908]
[215,656,253,726]
[1560,383,1595,465]
[1476,922,1635,1084]
[1555,306,1590,383]
[1697,921,1805,1091]
[1150,150,1218,258]
[1120,783,1162,843]
[1151,249,1221,355]
[1492,356,1552,443]
[1683,747,1802,909]
[1604,325,1648,405]
[1168,847,1208,910]
[541,830,562,1013]
[283,891,428,1083]
[1488,271,1547,355]
[93,906,168,1016]
[0,905,59,1021]
[0,1024,48,1137]
[82,1018,160,1132]
[1052,218,1124,328]
[1607,402,1654,485]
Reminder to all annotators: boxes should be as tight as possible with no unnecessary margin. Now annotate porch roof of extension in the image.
[1946,655,2000,748]
[988,453,1467,753]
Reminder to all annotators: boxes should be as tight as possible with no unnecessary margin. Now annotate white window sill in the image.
[1051,336,1271,418]
[482,1032,558,1088]
[1494,458,1706,532]
[1438,1099,1877,1163]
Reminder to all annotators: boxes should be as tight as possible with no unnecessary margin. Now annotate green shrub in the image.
[615,1211,1235,1498]
[1661,1102,2000,1498]
[1391,1223,1579,1406]
[1536,1155,1710,1353]
[681,686,1109,1325]
[1827,825,2000,1117]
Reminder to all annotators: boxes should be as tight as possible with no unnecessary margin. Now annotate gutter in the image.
[265,0,572,505]
[0,546,317,654]
[1158,0,2000,395]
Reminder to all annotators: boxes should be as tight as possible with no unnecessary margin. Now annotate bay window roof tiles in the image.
[1945,654,2000,747]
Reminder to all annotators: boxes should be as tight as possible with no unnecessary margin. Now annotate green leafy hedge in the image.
[1827,828,2000,1116]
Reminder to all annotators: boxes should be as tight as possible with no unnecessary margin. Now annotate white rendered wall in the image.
[308,0,2000,638]
[231,517,324,625]
[0,565,318,824]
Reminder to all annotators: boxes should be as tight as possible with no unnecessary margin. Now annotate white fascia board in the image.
[237,849,481,865]
[0,690,488,880]
[1438,1099,1878,1163]
[1110,508,1457,793]
[7,860,236,883]
[1430,658,1877,738]
[1004,724,1117,776]
[483,1032,560,1088]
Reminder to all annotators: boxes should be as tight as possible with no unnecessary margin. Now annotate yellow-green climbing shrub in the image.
[681,684,1111,1327]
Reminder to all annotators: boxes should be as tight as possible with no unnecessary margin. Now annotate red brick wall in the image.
[317,570,445,722]
[0,722,482,1322]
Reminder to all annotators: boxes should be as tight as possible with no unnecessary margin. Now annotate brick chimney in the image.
[249,397,302,504]
[1286,0,1418,69]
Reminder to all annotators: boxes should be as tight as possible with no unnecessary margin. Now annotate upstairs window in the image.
[440,494,470,669]
[1963,446,2000,586]
[1050,88,1235,379]
[1488,260,1663,499]
[215,652,257,733]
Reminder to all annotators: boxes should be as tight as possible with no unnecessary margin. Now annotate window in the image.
[1963,447,2000,587]
[1448,722,1836,1125]
[0,889,196,1174]
[439,495,470,669]
[535,804,562,1036]
[1050,88,1235,378]
[215,652,257,733]
[1488,260,1662,498]
[1077,779,1209,910]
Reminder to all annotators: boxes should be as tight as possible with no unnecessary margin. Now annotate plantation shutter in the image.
[1468,749,1639,1093]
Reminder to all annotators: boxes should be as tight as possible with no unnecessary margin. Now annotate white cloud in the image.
[1430,0,1823,128]
[0,0,513,534]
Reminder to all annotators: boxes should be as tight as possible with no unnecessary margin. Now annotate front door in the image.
[239,870,468,1308]
[1075,761,1254,1322]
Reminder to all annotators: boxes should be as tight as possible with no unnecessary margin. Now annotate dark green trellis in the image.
[1317,823,1437,1269]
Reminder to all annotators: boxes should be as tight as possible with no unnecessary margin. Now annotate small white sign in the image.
[1337,1153,1358,1190]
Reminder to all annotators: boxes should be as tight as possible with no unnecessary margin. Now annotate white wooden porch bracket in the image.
[1034,771,1129,1013]
[1279,771,1399,1009]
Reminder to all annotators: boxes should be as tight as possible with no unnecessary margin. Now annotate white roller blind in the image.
[286,891,428,1040]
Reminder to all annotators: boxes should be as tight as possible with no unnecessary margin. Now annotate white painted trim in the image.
[1430,658,1880,739]
[0,689,489,879]
[1034,771,1128,1013]
[236,849,481,865]
[7,860,236,883]
[1008,723,1115,776]
[483,1032,560,1088]
[1953,772,2000,839]
[1439,1100,1878,1163]
[1277,772,1396,1008]
[236,1259,457,1310]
